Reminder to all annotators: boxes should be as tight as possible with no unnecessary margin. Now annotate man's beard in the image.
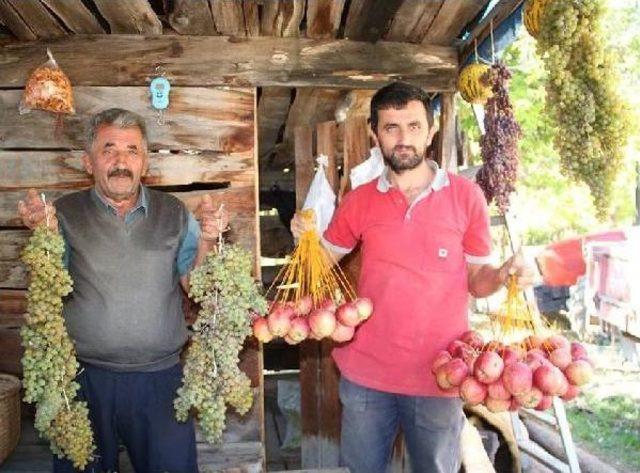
[382,145,426,174]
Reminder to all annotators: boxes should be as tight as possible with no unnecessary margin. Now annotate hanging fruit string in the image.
[21,212,95,469]
[533,0,629,219]
[489,275,546,342]
[266,209,356,306]
[175,204,267,443]
[255,208,373,345]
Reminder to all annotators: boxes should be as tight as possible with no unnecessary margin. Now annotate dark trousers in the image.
[53,362,197,473]
[339,377,464,473]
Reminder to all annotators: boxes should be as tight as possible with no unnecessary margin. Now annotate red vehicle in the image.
[536,228,640,339]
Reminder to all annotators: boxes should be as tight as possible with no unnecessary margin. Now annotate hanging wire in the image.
[490,19,496,64]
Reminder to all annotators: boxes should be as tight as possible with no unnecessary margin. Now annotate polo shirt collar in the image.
[91,185,149,216]
[376,159,450,193]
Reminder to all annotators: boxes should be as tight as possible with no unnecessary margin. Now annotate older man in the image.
[18,108,226,473]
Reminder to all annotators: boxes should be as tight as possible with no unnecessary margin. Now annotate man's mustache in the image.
[108,168,133,178]
[394,145,418,155]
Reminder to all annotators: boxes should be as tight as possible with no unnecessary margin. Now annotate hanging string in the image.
[491,20,496,62]
[474,38,479,63]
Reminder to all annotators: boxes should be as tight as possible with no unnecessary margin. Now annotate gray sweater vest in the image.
[55,188,189,372]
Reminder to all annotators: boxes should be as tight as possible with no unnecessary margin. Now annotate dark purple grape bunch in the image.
[476,62,522,214]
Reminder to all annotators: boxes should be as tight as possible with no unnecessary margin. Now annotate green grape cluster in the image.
[21,225,95,469]
[175,244,267,443]
[537,0,629,219]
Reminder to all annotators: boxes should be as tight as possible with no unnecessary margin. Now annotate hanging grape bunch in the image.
[476,62,522,213]
[535,0,629,219]
[174,243,267,443]
[21,224,95,469]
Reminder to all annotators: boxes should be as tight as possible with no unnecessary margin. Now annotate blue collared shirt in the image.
[60,186,200,276]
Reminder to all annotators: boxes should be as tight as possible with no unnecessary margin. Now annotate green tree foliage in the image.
[459,1,639,244]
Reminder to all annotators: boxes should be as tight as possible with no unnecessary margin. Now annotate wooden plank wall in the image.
[0,83,263,445]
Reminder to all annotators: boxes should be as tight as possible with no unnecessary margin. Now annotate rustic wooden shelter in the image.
[0,1,526,471]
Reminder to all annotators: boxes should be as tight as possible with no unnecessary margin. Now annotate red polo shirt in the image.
[323,163,492,396]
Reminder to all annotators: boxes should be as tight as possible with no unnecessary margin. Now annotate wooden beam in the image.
[4,0,66,39]
[167,0,217,35]
[306,0,346,39]
[242,0,260,37]
[439,92,457,173]
[209,0,245,36]
[344,0,404,42]
[422,0,487,46]
[0,35,459,90]
[92,0,162,34]
[385,0,442,43]
[261,0,305,38]
[0,150,253,191]
[40,0,105,34]
[0,87,254,150]
[0,0,37,40]
[459,0,523,64]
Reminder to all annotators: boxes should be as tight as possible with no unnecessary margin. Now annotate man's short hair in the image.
[370,82,430,132]
[85,108,148,153]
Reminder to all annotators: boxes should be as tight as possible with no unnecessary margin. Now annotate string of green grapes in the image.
[537,0,629,219]
[21,225,94,469]
[175,244,267,443]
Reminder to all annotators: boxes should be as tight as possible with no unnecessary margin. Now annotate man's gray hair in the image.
[85,108,149,152]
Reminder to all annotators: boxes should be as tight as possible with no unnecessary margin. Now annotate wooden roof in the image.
[0,1,522,64]
[0,1,525,93]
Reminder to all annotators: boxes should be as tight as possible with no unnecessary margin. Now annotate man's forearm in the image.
[468,263,508,298]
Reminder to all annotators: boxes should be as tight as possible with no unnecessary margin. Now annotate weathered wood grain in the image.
[167,0,216,36]
[0,150,254,191]
[261,0,305,38]
[258,87,292,161]
[0,87,255,151]
[385,0,443,43]
[209,0,245,36]
[4,0,66,39]
[40,0,105,34]
[0,0,37,40]
[0,35,458,90]
[92,0,162,34]
[306,0,346,39]
[343,0,404,42]
[422,0,487,46]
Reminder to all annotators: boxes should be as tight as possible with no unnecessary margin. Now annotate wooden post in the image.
[315,120,342,466]
[317,121,338,189]
[296,124,342,467]
[439,92,457,174]
[340,116,370,199]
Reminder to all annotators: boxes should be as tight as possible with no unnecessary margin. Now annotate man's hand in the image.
[290,211,316,240]
[498,249,537,288]
[17,189,58,231]
[467,249,538,298]
[197,194,228,241]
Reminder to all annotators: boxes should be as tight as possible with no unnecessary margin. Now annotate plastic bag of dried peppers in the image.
[20,49,75,115]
